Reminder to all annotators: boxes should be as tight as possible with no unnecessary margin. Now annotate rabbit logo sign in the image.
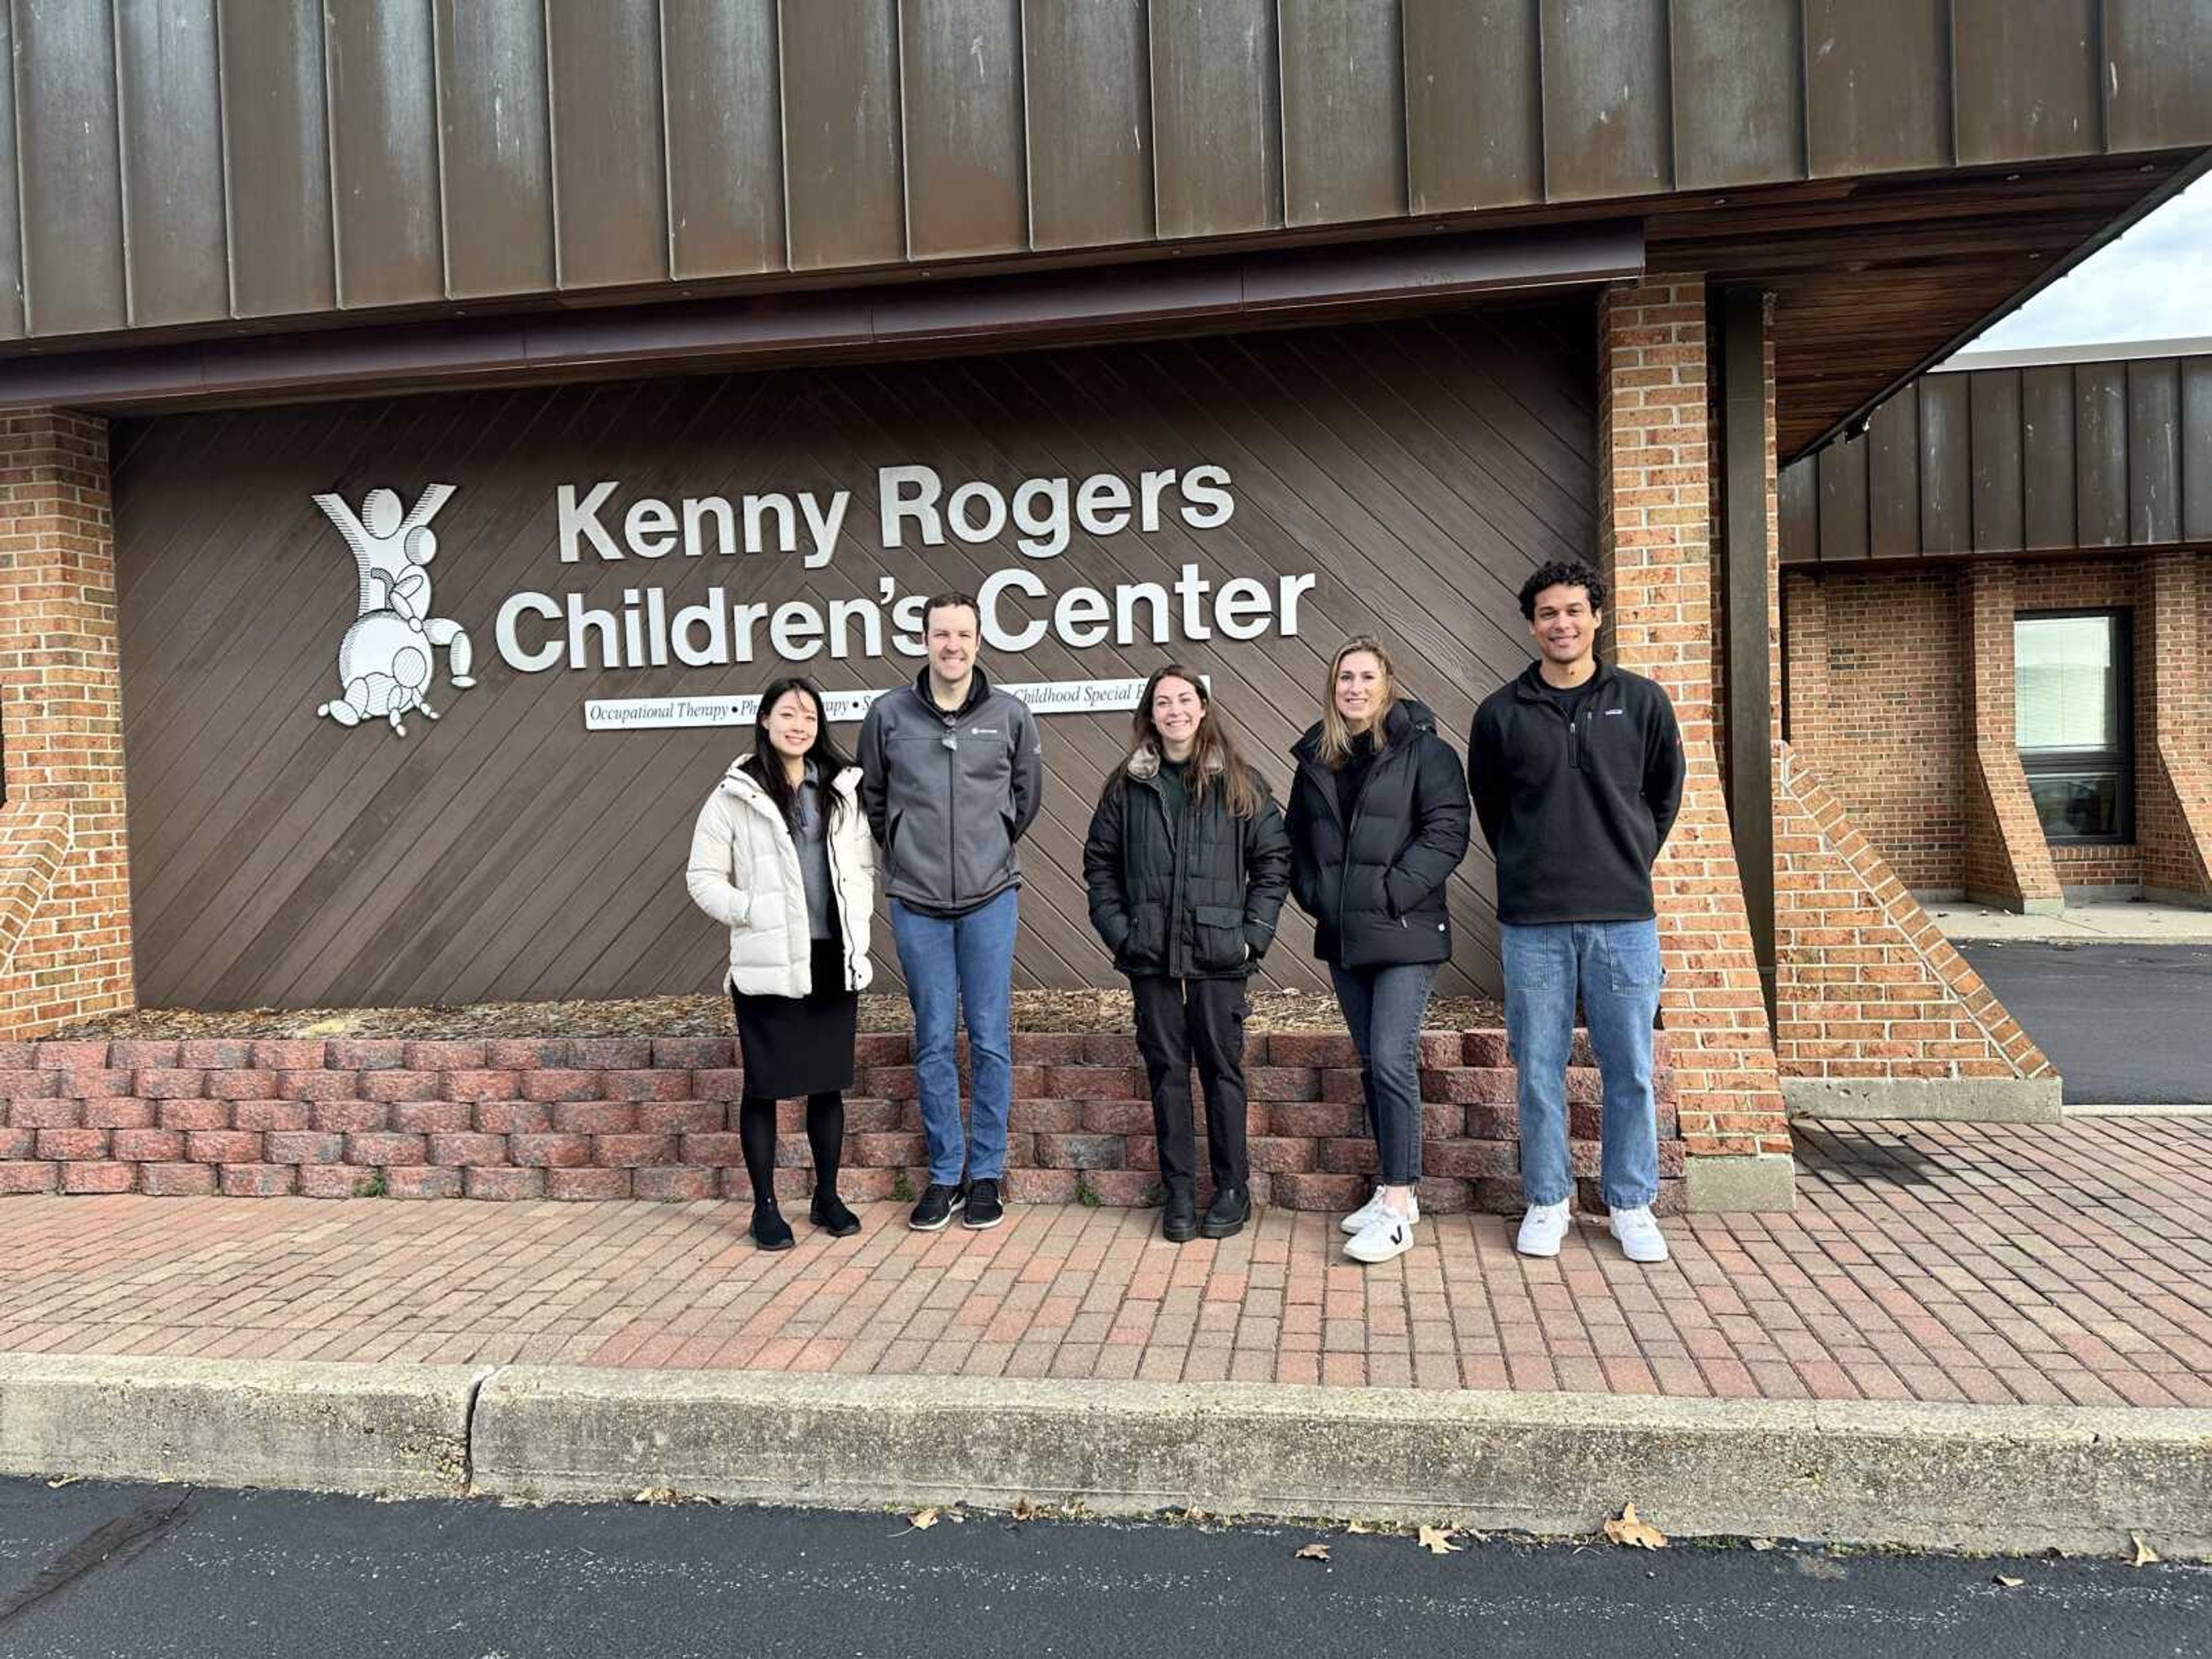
[312,484,476,737]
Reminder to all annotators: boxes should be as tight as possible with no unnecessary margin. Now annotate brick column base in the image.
[1961,563,2063,913]
[1,410,134,1037]
[2144,549,2212,904]
[1599,279,1792,1212]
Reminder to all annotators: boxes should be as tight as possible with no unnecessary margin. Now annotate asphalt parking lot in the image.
[1956,942,2212,1106]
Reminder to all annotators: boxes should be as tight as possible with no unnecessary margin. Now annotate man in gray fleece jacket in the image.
[857,592,1043,1233]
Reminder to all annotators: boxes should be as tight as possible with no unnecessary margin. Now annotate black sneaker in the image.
[908,1181,966,1232]
[751,1202,795,1252]
[962,1177,1005,1230]
[1199,1185,1249,1240]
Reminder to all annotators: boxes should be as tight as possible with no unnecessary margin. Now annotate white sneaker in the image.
[1515,1200,1571,1258]
[1608,1206,1669,1264]
[1340,1185,1419,1235]
[1343,1208,1416,1264]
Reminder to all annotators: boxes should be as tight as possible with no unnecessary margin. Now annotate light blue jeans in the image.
[1502,918,1663,1211]
[889,888,1018,1185]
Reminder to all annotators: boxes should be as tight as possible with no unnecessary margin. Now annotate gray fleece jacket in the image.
[857,666,1044,916]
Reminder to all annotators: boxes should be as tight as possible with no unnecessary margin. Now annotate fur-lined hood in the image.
[1123,741,1227,782]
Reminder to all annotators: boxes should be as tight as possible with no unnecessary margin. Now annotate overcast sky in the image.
[1961,171,2211,353]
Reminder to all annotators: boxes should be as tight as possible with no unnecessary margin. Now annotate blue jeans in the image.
[890,888,1018,1185]
[1328,961,1438,1186]
[1502,919,1663,1210]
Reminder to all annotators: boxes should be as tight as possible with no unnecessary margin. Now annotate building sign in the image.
[312,463,1314,737]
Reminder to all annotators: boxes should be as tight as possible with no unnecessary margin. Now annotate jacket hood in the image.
[1512,657,1616,702]
[721,755,862,808]
[911,662,994,722]
[1125,740,1226,782]
[1291,697,1440,763]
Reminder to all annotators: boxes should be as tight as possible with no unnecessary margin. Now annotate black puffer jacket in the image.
[1082,744,1292,980]
[1286,699,1472,968]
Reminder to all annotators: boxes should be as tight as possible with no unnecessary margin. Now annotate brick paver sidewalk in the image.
[2,1119,2206,1409]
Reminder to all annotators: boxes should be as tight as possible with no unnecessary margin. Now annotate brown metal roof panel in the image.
[1279,0,1406,227]
[546,0,669,289]
[1918,372,1971,554]
[1867,380,1920,559]
[1778,454,1819,565]
[116,0,229,327]
[1148,0,1283,238]
[1018,0,1151,252]
[14,0,128,334]
[431,0,555,300]
[1817,429,1870,561]
[1403,0,1544,212]
[2127,357,2182,543]
[780,0,906,270]
[1539,0,1671,202]
[2020,363,2077,551]
[1802,0,1953,177]
[1952,0,2101,165]
[2184,357,2212,540]
[2074,363,2130,546]
[324,0,445,309]
[1668,0,1805,190]
[216,0,335,319]
[662,0,786,278]
[899,0,1028,259]
[0,5,25,340]
[2105,0,2212,152]
[1969,369,2024,552]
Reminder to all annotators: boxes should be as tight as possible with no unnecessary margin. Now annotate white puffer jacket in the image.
[685,759,876,998]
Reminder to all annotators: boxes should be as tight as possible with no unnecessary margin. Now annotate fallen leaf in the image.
[1993,1574,2022,1588]
[1417,1525,1463,1556]
[1345,1520,1374,1535]
[1749,1538,1776,1552]
[908,1507,940,1531]
[630,1486,679,1506]
[1180,1506,1212,1526]
[44,1475,79,1490]
[1010,1496,1037,1522]
[2130,1533,2160,1568]
[1294,1543,1331,1562]
[1603,1503,1668,1550]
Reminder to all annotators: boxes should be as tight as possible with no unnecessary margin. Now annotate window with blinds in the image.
[2015,611,2131,844]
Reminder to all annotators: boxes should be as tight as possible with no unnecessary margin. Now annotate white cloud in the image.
[1962,169,2212,353]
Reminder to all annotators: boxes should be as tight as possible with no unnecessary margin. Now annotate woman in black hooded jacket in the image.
[1084,665,1291,1243]
[1286,637,1471,1266]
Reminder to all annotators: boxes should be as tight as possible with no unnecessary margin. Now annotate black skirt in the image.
[731,935,858,1099]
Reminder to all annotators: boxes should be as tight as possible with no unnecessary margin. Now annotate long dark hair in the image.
[1098,664,1263,819]
[742,676,853,830]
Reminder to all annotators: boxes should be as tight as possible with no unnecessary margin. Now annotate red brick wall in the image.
[1599,279,1789,1160]
[0,411,134,1036]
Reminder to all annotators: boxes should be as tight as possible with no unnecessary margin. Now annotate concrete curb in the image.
[471,1368,2212,1560]
[0,1354,482,1497]
[3,1355,2205,1559]
[1783,1076,2064,1124]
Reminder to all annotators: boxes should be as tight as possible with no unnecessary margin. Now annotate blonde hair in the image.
[1316,636,1399,770]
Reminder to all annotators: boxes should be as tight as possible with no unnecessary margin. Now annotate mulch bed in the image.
[50,988,1506,1041]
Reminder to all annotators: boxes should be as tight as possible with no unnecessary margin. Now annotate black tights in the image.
[738,1093,844,1207]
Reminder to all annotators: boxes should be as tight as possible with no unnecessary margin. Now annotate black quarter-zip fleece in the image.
[1467,659,1684,925]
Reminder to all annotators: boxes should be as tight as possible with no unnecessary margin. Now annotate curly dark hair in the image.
[1517,559,1606,620]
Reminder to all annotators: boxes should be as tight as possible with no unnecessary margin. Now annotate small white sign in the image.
[582,675,1155,732]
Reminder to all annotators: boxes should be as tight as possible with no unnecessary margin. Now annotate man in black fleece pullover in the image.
[1467,559,1684,1268]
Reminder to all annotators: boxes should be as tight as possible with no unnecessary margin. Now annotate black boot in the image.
[810,1187,861,1237]
[1200,1185,1249,1240]
[1161,1178,1198,1243]
[751,1200,794,1252]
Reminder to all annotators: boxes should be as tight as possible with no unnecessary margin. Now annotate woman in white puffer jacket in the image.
[686,676,877,1251]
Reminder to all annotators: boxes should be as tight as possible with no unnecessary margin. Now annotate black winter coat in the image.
[1082,744,1292,979]
[1286,699,1472,968]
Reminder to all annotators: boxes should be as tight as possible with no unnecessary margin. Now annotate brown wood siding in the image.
[115,303,1596,1010]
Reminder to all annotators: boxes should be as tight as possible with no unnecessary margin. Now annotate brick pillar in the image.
[1597,279,1792,1212]
[1960,563,2063,912]
[2143,548,2212,902]
[0,410,133,1036]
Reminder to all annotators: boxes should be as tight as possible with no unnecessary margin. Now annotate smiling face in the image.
[925,602,979,688]
[762,687,820,760]
[1528,582,1601,672]
[1333,650,1388,732]
[1149,675,1207,756]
